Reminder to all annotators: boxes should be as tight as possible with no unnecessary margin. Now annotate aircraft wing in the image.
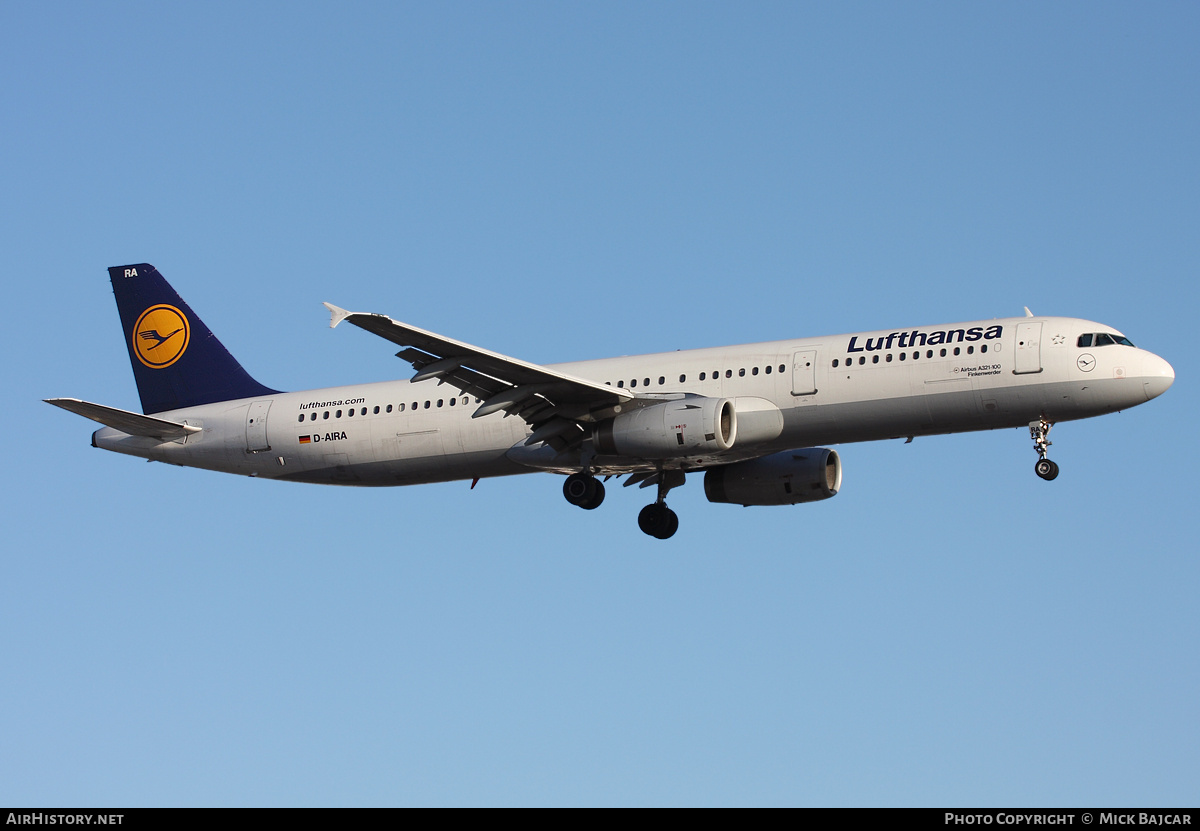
[324,304,634,437]
[45,398,202,440]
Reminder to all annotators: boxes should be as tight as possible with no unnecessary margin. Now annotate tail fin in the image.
[109,264,278,414]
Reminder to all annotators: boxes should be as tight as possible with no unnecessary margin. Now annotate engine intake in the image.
[704,448,842,506]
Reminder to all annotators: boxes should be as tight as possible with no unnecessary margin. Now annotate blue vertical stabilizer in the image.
[108,264,279,414]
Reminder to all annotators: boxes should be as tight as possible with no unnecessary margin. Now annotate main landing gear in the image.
[561,469,682,539]
[563,471,605,510]
[1030,418,1059,481]
[637,471,684,540]
[638,503,678,540]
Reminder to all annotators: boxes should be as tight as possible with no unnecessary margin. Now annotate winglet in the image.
[323,302,353,329]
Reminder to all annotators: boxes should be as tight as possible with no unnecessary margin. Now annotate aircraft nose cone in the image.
[1143,353,1174,401]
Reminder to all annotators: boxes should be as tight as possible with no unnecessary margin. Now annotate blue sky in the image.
[2,1,1197,806]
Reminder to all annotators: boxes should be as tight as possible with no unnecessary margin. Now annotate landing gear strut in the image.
[1030,418,1059,481]
[637,471,684,539]
[563,472,605,510]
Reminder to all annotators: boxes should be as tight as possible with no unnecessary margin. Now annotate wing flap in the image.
[324,304,634,425]
[45,398,201,440]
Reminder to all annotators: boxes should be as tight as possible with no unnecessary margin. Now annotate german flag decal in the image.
[299,435,312,444]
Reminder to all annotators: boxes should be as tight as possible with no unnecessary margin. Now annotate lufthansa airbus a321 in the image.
[47,264,1174,539]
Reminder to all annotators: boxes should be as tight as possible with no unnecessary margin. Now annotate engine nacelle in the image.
[593,397,736,458]
[703,448,842,506]
[730,396,784,446]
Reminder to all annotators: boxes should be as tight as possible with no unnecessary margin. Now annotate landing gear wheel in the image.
[638,503,678,539]
[1034,459,1059,481]
[563,473,605,510]
[1029,419,1059,482]
[663,509,679,539]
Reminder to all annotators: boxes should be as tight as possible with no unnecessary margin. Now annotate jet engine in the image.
[593,397,736,458]
[703,448,842,506]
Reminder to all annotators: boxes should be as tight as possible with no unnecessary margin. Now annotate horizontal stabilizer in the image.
[45,398,201,440]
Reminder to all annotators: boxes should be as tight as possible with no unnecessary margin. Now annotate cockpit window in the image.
[1079,332,1135,348]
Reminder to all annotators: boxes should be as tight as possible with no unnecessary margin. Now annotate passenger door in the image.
[791,350,817,396]
[246,399,272,452]
[1014,322,1042,375]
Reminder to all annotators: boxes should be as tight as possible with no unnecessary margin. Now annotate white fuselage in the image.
[92,315,1175,486]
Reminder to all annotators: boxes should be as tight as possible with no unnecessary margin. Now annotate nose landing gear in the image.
[1030,418,1059,481]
